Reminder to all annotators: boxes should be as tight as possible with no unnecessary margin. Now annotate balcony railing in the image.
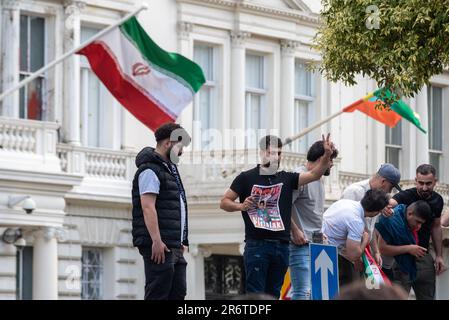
[57,144,136,181]
[338,171,369,191]
[0,117,59,172]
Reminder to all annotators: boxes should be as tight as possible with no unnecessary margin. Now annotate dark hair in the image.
[335,280,408,300]
[360,189,389,212]
[155,122,184,143]
[307,140,339,162]
[408,200,432,222]
[416,164,436,177]
[259,135,283,150]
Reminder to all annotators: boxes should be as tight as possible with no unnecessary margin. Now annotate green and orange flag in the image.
[343,88,427,133]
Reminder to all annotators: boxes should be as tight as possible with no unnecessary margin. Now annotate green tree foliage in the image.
[313,0,449,105]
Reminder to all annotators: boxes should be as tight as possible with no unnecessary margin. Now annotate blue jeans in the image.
[243,239,289,299]
[289,243,311,300]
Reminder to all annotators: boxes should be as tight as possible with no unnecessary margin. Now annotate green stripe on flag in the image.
[120,17,205,93]
[374,88,427,134]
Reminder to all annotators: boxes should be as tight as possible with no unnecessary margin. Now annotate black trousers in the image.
[393,253,435,300]
[138,246,187,300]
[338,255,363,287]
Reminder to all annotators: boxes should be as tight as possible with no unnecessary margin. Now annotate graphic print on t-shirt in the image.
[248,183,284,231]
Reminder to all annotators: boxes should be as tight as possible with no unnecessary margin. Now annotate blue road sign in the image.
[310,243,339,300]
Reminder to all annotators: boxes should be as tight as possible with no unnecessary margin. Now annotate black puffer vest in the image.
[131,147,188,248]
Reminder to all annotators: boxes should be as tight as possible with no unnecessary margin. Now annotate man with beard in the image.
[289,140,339,300]
[131,122,191,300]
[389,164,446,300]
[220,134,334,298]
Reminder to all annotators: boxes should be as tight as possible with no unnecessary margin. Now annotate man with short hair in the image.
[220,134,333,298]
[376,200,433,298]
[388,164,447,299]
[131,122,190,300]
[322,189,390,286]
[289,140,339,300]
[341,163,401,274]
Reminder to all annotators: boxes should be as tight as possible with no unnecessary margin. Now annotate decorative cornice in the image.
[177,0,320,25]
[177,21,193,40]
[189,244,212,257]
[280,39,300,55]
[1,0,19,10]
[63,0,87,10]
[31,227,68,242]
[66,204,131,220]
[230,31,251,48]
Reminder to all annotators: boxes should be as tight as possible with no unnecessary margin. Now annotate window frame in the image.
[245,53,267,148]
[428,84,444,174]
[193,43,218,150]
[81,247,104,300]
[19,13,48,120]
[292,60,315,153]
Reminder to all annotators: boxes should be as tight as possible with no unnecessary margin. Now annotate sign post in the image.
[310,243,339,300]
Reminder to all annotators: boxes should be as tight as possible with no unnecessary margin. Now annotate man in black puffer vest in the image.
[132,122,190,300]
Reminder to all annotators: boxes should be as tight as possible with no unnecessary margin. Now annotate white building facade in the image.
[0,0,448,300]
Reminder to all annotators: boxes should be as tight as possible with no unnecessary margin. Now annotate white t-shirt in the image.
[139,169,186,243]
[341,179,395,269]
[341,179,377,239]
[322,199,366,251]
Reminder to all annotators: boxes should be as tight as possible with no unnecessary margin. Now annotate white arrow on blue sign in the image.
[310,243,339,300]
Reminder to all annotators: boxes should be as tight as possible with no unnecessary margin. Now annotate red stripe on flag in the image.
[364,247,392,286]
[343,99,401,128]
[78,42,175,132]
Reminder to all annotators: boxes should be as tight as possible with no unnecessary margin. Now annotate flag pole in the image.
[283,109,344,145]
[0,4,148,103]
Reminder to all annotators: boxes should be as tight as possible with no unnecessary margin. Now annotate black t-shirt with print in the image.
[393,188,444,250]
[230,165,299,242]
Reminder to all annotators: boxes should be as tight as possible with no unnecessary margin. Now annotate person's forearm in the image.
[361,234,370,251]
[143,207,162,242]
[379,243,411,257]
[309,156,330,180]
[432,225,443,257]
[220,198,242,212]
[291,217,300,233]
[370,233,380,254]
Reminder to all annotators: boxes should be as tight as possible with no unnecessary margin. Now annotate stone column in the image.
[185,244,211,300]
[62,0,85,145]
[229,31,250,150]
[279,40,298,145]
[415,85,429,166]
[177,21,194,145]
[1,0,20,118]
[32,227,65,300]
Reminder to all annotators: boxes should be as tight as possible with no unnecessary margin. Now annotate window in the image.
[16,246,33,300]
[385,121,402,169]
[193,44,217,149]
[428,86,443,174]
[293,61,314,153]
[80,27,112,148]
[81,247,103,300]
[204,255,245,300]
[245,54,267,148]
[19,15,46,120]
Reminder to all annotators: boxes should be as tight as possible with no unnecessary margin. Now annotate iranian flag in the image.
[77,17,205,131]
[343,87,427,133]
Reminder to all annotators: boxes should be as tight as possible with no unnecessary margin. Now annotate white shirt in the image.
[341,179,377,239]
[139,169,186,243]
[322,199,366,251]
